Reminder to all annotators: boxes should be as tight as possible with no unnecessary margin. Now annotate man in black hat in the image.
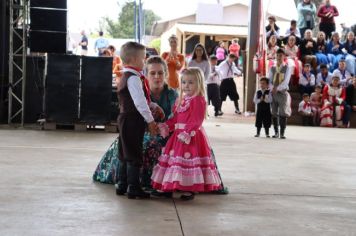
[268,48,292,139]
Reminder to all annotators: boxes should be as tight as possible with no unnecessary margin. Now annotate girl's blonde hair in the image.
[177,67,206,108]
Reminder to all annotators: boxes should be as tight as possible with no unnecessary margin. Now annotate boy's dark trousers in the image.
[207,83,222,114]
[117,112,149,198]
[255,102,271,135]
[302,115,313,126]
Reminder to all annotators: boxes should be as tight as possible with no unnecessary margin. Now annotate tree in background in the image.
[149,38,161,54]
[102,1,161,38]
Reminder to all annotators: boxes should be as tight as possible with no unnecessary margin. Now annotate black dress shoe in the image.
[115,184,127,195]
[127,185,150,199]
[180,192,195,201]
[214,111,224,117]
[151,190,173,198]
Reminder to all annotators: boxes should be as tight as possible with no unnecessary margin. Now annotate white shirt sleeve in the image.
[127,76,154,123]
[232,62,242,76]
[253,92,260,104]
[298,101,304,112]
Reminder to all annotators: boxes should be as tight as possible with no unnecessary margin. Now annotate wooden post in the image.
[245,0,262,112]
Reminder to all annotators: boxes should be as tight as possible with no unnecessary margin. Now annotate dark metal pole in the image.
[245,0,262,112]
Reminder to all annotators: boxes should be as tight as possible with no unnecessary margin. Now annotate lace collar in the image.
[176,96,195,113]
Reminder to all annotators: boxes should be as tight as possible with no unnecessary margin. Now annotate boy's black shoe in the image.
[214,111,224,117]
[127,185,150,199]
[254,134,260,137]
[180,192,195,201]
[272,133,279,138]
[115,184,127,195]
[235,110,242,114]
[151,190,173,198]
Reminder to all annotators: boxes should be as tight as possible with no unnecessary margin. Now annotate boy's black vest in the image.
[117,71,149,115]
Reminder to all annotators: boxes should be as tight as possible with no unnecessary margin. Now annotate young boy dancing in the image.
[116,42,158,199]
[253,77,272,137]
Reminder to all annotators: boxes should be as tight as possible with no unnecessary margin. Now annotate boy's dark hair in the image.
[209,54,218,60]
[228,53,237,59]
[260,77,269,84]
[302,93,310,98]
[99,31,104,36]
[120,41,146,64]
[304,63,311,68]
[276,48,285,55]
[291,20,297,25]
[319,63,328,69]
[315,84,322,89]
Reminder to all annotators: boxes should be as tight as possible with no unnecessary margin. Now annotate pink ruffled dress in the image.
[151,95,222,192]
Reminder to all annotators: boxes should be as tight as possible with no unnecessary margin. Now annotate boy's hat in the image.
[304,63,311,67]
[209,54,218,60]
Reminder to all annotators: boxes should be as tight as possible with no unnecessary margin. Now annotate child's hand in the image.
[157,123,169,138]
[148,122,159,136]
[151,105,165,121]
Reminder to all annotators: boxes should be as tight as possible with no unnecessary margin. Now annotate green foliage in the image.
[149,38,161,54]
[102,1,161,38]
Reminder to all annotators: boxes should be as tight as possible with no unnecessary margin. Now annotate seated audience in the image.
[283,20,301,46]
[299,63,316,95]
[332,58,352,87]
[327,32,345,71]
[316,64,333,87]
[285,35,302,84]
[310,85,323,126]
[300,30,318,72]
[346,77,356,112]
[344,31,356,76]
[315,31,329,66]
[320,76,351,127]
[298,93,314,126]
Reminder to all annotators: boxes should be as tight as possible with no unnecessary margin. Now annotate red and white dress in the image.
[151,95,222,192]
[320,84,346,127]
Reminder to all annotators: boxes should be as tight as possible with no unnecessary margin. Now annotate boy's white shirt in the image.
[298,100,312,114]
[124,68,154,123]
[316,72,332,86]
[299,72,316,86]
[217,60,242,80]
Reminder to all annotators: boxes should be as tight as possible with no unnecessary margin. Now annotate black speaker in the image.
[29,30,67,53]
[45,54,80,124]
[80,57,112,124]
[24,56,45,123]
[30,0,67,9]
[30,8,67,32]
[0,0,9,123]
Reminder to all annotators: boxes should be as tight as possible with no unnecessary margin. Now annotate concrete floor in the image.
[1,118,356,236]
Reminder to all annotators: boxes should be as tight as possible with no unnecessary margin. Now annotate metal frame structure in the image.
[8,0,28,125]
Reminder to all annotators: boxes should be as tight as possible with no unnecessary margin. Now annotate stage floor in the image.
[1,119,356,236]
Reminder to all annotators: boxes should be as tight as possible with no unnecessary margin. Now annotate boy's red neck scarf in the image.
[124,66,151,103]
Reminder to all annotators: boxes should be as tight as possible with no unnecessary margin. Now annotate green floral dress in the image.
[93,84,228,193]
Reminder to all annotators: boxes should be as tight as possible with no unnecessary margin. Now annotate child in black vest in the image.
[254,77,272,137]
[116,42,159,199]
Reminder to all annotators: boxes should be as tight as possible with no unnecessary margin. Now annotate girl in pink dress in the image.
[151,68,222,200]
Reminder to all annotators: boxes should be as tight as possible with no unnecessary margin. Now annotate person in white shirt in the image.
[116,42,159,199]
[207,55,223,117]
[268,48,292,139]
[299,63,316,95]
[298,93,313,126]
[217,54,242,114]
[316,63,332,87]
[332,58,352,87]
